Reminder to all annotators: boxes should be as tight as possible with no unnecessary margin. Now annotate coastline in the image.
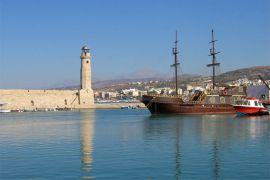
[94,102,146,109]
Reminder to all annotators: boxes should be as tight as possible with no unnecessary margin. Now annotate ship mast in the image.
[171,31,180,95]
[207,29,220,90]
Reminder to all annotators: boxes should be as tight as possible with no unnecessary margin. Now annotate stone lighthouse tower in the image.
[79,45,94,107]
[81,46,92,90]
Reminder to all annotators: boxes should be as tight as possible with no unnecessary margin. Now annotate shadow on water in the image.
[142,114,270,180]
[79,109,96,179]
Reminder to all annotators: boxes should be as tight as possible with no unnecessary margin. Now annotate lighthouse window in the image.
[86,61,89,63]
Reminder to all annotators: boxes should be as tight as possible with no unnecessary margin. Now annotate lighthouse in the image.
[80,46,92,90]
[79,45,94,107]
[0,45,95,110]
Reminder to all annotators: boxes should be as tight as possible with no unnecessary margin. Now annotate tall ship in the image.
[141,30,246,114]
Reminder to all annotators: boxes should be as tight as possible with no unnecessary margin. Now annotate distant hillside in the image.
[216,66,270,82]
[93,66,270,90]
[52,66,270,90]
[92,74,202,90]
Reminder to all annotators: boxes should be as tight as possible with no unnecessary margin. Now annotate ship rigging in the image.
[207,29,220,90]
[171,31,180,95]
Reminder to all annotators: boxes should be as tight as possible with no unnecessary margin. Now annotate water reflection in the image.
[80,110,95,179]
[143,114,269,179]
[143,115,186,180]
[201,115,229,180]
[174,120,181,180]
[235,115,270,139]
[212,139,220,180]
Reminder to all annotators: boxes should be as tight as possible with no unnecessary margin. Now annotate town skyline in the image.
[0,0,269,89]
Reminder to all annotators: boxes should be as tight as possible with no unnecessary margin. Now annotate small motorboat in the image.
[0,102,11,113]
[233,97,269,116]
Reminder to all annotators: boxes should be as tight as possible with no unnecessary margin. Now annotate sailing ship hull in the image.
[145,102,235,114]
[141,95,236,115]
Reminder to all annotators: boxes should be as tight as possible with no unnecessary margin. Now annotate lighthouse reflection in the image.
[80,110,95,179]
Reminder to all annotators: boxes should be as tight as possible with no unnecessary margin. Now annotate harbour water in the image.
[0,109,269,179]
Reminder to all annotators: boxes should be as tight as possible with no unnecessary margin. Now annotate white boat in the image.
[0,109,11,113]
[0,102,11,113]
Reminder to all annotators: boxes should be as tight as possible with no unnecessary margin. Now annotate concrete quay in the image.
[95,102,146,109]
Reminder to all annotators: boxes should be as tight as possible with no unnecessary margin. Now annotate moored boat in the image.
[0,102,11,113]
[141,30,246,115]
[232,97,269,116]
[142,87,245,114]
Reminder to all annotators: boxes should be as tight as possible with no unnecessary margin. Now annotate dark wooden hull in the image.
[141,95,236,114]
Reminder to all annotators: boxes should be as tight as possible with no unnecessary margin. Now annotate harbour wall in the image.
[95,102,145,109]
[0,89,94,110]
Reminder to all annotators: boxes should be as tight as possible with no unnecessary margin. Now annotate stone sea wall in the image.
[0,89,94,110]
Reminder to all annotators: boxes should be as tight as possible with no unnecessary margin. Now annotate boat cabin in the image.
[234,97,264,108]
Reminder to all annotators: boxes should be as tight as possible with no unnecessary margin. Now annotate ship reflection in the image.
[144,115,185,180]
[201,115,269,180]
[144,114,269,180]
[174,120,182,180]
[80,110,95,179]
[201,116,224,180]
[234,115,270,139]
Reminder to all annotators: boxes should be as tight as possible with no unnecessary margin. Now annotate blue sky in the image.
[0,0,269,89]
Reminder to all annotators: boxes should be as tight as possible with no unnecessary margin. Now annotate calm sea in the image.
[0,109,269,179]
